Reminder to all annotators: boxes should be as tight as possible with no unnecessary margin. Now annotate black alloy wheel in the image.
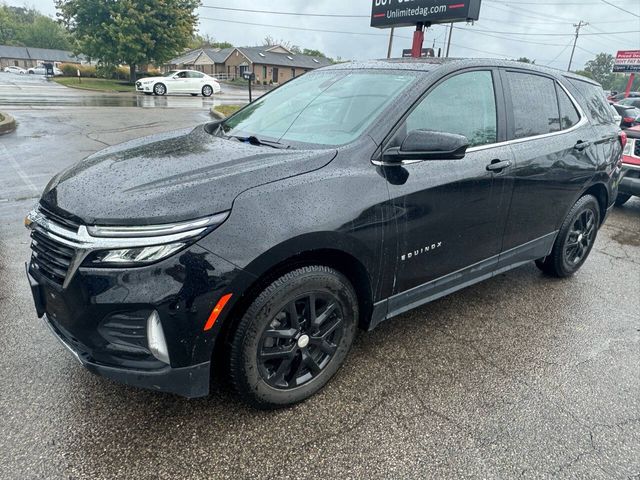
[229,266,358,409]
[536,194,600,277]
[257,293,344,389]
[564,209,596,266]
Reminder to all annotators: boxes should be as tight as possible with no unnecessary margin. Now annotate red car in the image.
[617,126,640,206]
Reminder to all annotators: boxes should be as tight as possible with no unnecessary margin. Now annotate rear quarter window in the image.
[566,78,614,125]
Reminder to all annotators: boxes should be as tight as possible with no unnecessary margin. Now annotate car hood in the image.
[41,125,337,226]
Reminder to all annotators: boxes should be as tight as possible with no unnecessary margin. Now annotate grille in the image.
[30,230,75,286]
[634,139,640,157]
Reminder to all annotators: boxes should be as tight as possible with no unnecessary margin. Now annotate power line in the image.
[200,4,369,18]
[457,26,639,36]
[544,40,575,66]
[599,0,640,17]
[199,16,412,39]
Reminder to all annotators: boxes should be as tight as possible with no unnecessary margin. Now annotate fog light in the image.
[147,311,170,364]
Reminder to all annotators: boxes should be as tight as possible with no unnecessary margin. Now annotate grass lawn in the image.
[54,77,135,93]
[214,104,244,117]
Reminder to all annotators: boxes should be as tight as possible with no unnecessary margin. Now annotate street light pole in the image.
[445,22,453,57]
[387,27,395,59]
[568,20,588,72]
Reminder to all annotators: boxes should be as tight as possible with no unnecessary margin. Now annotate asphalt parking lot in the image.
[0,79,639,479]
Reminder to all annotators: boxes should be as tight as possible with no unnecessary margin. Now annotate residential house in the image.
[0,45,86,69]
[165,45,332,83]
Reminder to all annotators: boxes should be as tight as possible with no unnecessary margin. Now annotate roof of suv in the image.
[323,58,599,86]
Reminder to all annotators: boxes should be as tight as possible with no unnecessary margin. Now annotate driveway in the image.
[0,92,638,479]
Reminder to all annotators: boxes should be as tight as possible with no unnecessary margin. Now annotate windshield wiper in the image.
[230,135,290,149]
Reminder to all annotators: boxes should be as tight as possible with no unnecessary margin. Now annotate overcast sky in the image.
[4,0,640,70]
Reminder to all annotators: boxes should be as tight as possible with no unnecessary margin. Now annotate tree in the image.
[56,0,200,82]
[583,53,615,88]
[0,4,70,49]
[302,48,327,58]
[262,35,300,53]
[516,57,535,64]
[190,33,232,50]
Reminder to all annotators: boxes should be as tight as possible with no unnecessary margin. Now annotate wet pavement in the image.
[0,71,255,108]
[0,87,639,479]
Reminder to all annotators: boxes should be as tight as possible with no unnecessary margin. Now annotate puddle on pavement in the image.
[611,230,640,247]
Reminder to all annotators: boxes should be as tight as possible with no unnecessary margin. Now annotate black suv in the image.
[26,59,623,408]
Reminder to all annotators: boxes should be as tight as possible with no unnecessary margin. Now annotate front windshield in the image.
[220,71,416,147]
[164,70,178,77]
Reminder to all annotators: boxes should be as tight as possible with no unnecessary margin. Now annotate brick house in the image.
[166,45,332,83]
[0,45,85,69]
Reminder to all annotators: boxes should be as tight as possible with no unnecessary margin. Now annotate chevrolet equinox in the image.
[26,59,624,408]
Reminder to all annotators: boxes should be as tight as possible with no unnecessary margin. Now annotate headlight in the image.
[87,243,186,266]
[83,211,229,267]
[623,138,634,156]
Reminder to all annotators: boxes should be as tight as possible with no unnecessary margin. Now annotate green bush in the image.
[61,63,97,78]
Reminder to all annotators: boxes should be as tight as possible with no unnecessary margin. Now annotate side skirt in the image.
[368,231,557,331]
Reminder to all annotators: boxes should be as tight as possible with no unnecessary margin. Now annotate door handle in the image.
[486,159,511,172]
[574,140,591,151]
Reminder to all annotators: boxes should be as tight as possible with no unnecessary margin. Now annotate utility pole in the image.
[387,27,395,59]
[445,22,453,57]
[567,20,588,72]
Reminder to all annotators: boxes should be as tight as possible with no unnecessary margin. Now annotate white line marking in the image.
[0,143,40,195]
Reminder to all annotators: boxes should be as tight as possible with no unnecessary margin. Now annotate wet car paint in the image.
[27,58,622,397]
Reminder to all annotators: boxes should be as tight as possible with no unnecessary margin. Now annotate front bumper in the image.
[26,243,252,398]
[136,82,152,92]
[43,312,211,397]
[619,163,640,196]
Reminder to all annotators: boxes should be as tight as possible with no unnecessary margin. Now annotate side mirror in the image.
[383,130,469,163]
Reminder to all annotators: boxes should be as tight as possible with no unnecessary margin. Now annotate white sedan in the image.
[27,65,63,75]
[3,66,27,74]
[136,70,221,97]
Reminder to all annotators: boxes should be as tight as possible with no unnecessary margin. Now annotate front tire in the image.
[536,194,600,277]
[229,266,358,409]
[202,85,213,97]
[153,83,166,96]
[614,193,632,207]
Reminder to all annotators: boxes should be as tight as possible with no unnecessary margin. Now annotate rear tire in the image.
[536,195,600,277]
[229,266,358,409]
[614,193,632,207]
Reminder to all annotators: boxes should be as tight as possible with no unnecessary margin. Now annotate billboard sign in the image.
[371,0,481,28]
[613,50,640,74]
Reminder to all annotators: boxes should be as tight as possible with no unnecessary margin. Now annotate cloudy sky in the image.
[4,0,640,70]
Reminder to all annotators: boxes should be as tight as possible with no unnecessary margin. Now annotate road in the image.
[0,79,639,479]
[0,71,255,108]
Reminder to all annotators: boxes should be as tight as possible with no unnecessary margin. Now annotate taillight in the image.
[619,130,627,149]
[623,117,635,124]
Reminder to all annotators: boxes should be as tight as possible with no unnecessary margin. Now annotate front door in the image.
[272,67,279,83]
[382,69,513,306]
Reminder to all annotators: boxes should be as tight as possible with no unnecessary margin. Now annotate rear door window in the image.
[566,78,614,125]
[505,71,560,139]
[556,85,581,130]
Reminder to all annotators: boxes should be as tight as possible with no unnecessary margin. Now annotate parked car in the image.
[608,91,640,103]
[135,70,221,97]
[618,97,640,109]
[25,59,623,408]
[27,64,63,76]
[612,104,640,128]
[615,126,640,206]
[3,66,26,74]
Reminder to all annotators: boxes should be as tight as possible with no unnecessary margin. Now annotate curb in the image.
[0,111,16,135]
[209,107,226,120]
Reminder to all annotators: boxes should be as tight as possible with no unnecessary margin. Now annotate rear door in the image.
[186,71,205,93]
[383,68,514,301]
[499,69,597,262]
